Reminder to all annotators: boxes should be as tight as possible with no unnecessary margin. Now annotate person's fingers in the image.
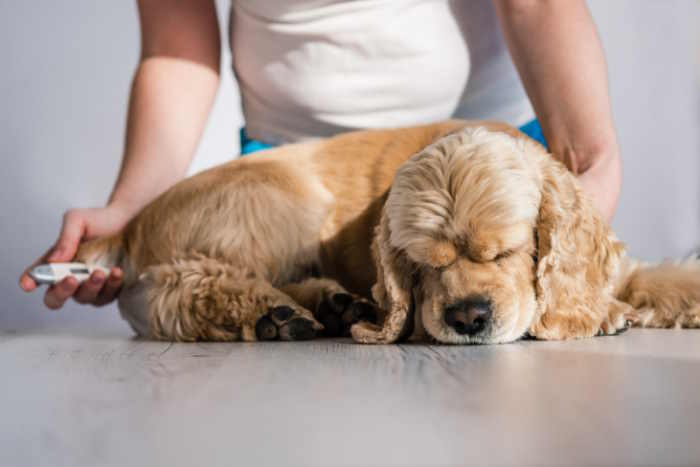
[44,276,79,310]
[47,210,86,262]
[22,210,87,292]
[19,246,55,292]
[73,270,106,304]
[19,271,38,292]
[94,268,123,306]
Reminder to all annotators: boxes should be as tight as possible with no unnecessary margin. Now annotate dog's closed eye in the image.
[468,246,514,263]
[493,250,514,261]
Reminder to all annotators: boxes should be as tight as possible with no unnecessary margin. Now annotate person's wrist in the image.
[576,146,622,222]
[105,198,139,228]
[582,143,620,172]
[555,137,619,176]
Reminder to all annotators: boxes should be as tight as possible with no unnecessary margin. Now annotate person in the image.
[19,0,622,310]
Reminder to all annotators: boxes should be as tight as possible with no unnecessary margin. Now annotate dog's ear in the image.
[528,158,626,339]
[351,206,414,344]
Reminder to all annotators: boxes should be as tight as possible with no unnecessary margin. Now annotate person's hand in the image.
[19,203,132,309]
[576,149,622,223]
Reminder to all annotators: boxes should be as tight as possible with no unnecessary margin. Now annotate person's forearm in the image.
[493,0,621,219]
[108,57,219,220]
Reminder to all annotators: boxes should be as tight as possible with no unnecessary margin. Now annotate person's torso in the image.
[231,0,533,144]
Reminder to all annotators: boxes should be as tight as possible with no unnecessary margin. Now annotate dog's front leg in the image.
[281,278,379,337]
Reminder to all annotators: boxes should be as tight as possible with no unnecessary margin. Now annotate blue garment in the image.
[240,119,548,156]
[240,128,275,155]
[518,119,548,149]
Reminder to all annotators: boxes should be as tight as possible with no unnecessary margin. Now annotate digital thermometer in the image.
[28,262,111,285]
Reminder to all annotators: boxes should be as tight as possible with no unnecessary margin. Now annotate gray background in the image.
[1,1,698,333]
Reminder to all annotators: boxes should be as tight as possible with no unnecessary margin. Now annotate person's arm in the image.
[493,0,621,221]
[110,0,221,219]
[19,0,221,309]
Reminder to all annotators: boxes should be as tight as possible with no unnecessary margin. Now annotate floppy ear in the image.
[351,206,415,344]
[528,158,628,339]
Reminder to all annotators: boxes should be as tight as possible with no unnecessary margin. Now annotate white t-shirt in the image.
[230,0,534,144]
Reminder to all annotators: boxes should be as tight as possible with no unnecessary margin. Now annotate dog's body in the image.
[75,120,700,344]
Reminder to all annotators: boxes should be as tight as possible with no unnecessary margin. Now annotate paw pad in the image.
[281,318,317,340]
[317,293,378,337]
[255,306,320,341]
[255,316,278,341]
[270,305,294,322]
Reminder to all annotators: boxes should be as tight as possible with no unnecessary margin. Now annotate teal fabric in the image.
[239,119,548,156]
[240,128,275,155]
[518,119,548,149]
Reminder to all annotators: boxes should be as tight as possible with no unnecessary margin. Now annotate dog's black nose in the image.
[444,296,492,335]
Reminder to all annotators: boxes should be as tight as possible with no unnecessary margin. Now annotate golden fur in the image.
[75,120,700,343]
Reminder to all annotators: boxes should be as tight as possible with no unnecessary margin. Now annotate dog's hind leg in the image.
[281,278,379,337]
[119,254,323,342]
[616,256,700,328]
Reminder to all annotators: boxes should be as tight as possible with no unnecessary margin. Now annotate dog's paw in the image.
[255,306,323,341]
[315,292,378,337]
[596,301,633,336]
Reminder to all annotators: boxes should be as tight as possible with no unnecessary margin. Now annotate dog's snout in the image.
[444,296,492,335]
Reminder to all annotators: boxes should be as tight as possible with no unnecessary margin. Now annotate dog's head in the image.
[352,127,625,344]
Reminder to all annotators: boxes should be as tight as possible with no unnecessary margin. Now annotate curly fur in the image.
[74,120,700,344]
[616,257,700,328]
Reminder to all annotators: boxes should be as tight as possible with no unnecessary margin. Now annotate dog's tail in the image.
[74,233,126,271]
[615,254,700,328]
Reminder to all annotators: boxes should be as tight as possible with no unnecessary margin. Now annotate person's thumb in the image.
[47,211,86,262]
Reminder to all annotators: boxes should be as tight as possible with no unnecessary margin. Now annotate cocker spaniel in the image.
[75,120,700,343]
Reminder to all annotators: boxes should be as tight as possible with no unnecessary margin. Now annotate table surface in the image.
[2,325,700,467]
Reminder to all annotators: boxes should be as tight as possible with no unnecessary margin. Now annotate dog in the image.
[74,120,700,344]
